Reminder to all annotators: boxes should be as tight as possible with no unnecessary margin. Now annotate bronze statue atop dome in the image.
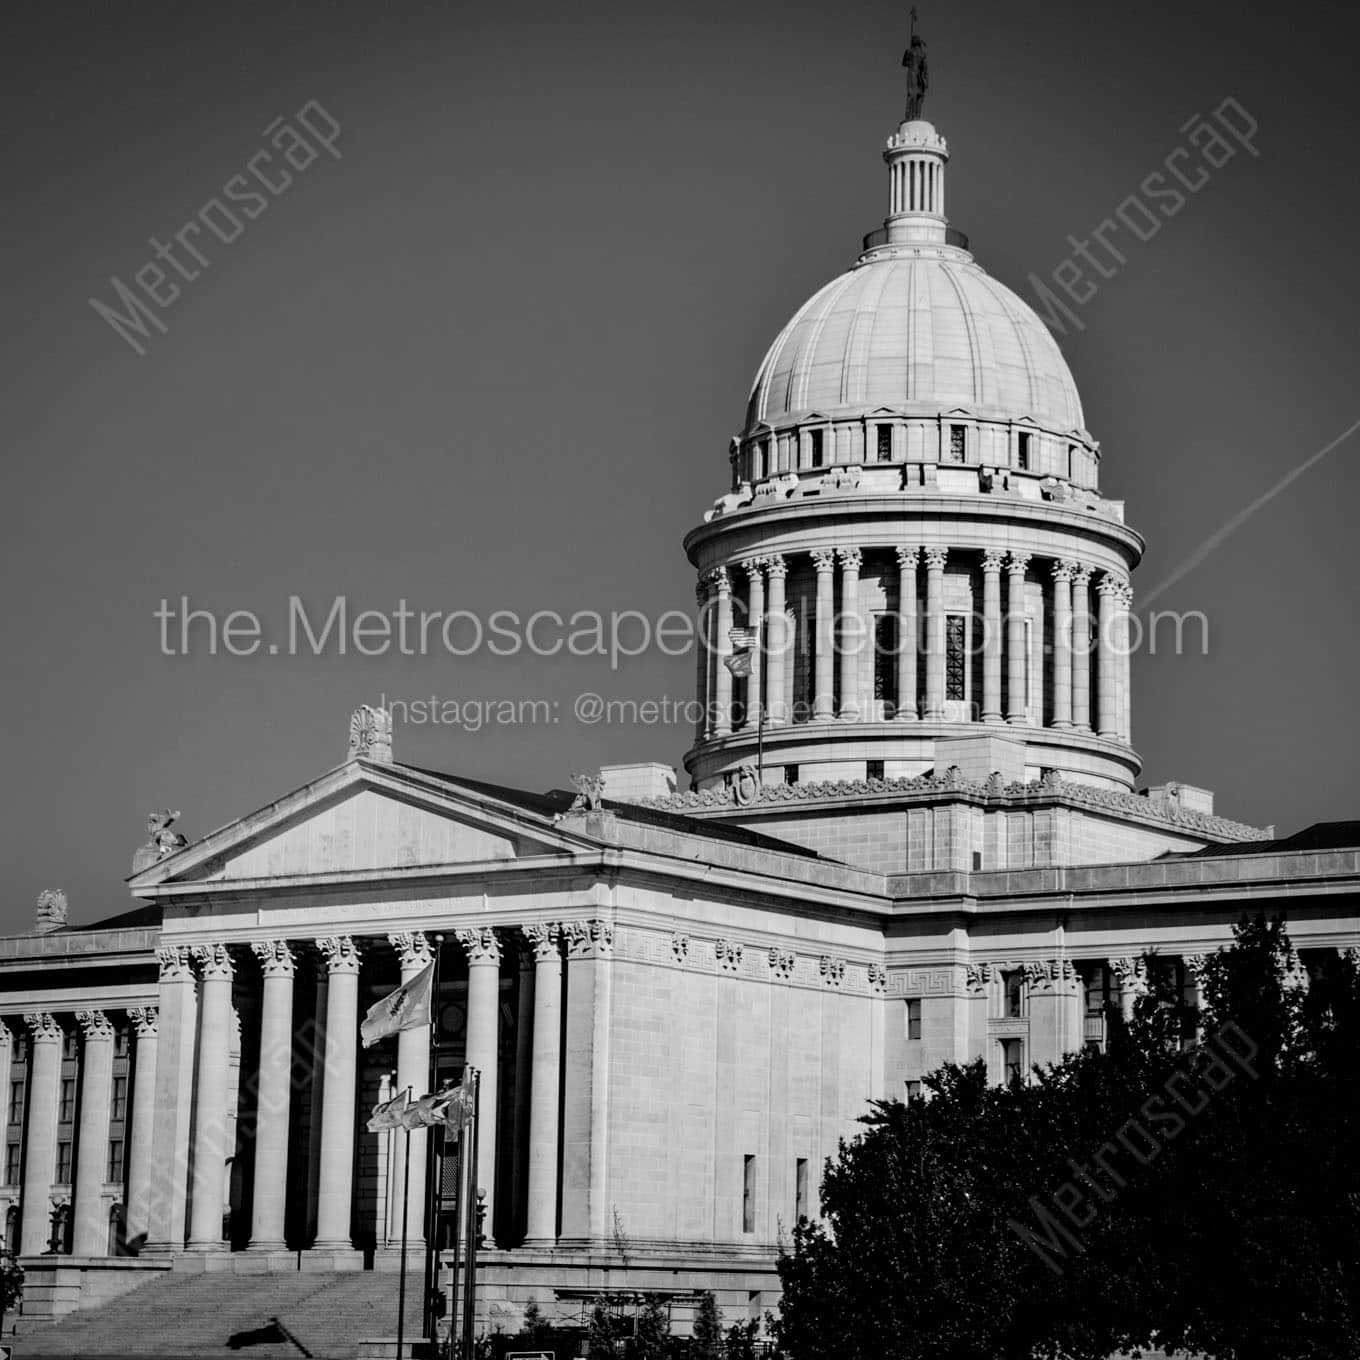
[902,7,929,121]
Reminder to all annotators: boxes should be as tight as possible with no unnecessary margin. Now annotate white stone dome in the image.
[744,250,1086,437]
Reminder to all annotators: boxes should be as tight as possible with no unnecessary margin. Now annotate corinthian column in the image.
[1117,582,1134,745]
[811,550,836,720]
[21,1012,62,1254]
[711,568,733,737]
[895,547,919,720]
[1096,573,1123,739]
[248,941,295,1252]
[980,552,1005,722]
[693,578,711,740]
[743,559,766,729]
[387,931,433,1250]
[1005,552,1031,723]
[522,923,563,1243]
[72,1010,116,1256]
[1051,560,1076,728]
[836,548,862,720]
[124,1007,158,1246]
[923,548,947,719]
[313,936,361,1252]
[764,556,788,725]
[1071,566,1093,731]
[187,943,234,1252]
[457,927,502,1247]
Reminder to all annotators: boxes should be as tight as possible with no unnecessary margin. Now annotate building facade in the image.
[2,89,1356,1340]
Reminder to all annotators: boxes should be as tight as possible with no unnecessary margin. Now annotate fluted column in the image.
[1096,573,1122,739]
[743,559,765,729]
[1071,566,1093,731]
[457,926,502,1246]
[1117,582,1134,744]
[21,1013,62,1254]
[511,942,535,1233]
[522,923,563,1243]
[1005,552,1031,723]
[145,947,195,1254]
[712,567,733,737]
[836,548,862,719]
[811,550,836,720]
[387,931,433,1250]
[0,1027,10,1188]
[72,1010,116,1256]
[187,943,234,1251]
[1051,560,1076,728]
[980,552,1005,722]
[764,557,788,725]
[124,1007,158,1246]
[693,578,710,740]
[895,547,919,720]
[248,941,295,1252]
[1111,957,1148,1021]
[923,548,947,719]
[313,935,361,1251]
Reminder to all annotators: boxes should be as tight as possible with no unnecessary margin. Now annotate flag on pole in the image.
[723,650,752,677]
[360,959,435,1048]
[395,1077,477,1131]
[725,624,757,676]
[366,1089,410,1132]
[441,1080,475,1133]
[729,626,758,649]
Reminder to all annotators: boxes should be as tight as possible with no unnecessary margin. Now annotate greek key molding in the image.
[193,942,235,981]
[253,939,297,978]
[889,966,960,997]
[316,935,361,975]
[388,931,433,971]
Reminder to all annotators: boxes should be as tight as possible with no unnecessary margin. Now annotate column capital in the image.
[521,922,563,962]
[316,935,362,975]
[455,925,502,966]
[563,918,614,959]
[158,945,195,982]
[1109,956,1148,990]
[764,553,788,580]
[0,1023,11,1050]
[835,547,862,572]
[704,565,731,594]
[1096,570,1129,597]
[24,1011,62,1041]
[388,931,433,970]
[922,546,948,572]
[1072,564,1094,587]
[1184,953,1210,982]
[895,545,920,570]
[810,548,837,573]
[128,1006,159,1038]
[741,557,767,582]
[1023,959,1076,994]
[192,942,235,981]
[75,1009,115,1042]
[980,550,1007,574]
[1052,559,1078,583]
[965,962,996,995]
[1005,550,1030,576]
[251,939,296,978]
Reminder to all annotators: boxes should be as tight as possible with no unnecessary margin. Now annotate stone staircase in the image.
[12,1270,428,1359]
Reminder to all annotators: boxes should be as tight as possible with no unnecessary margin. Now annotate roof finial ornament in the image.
[348,704,393,763]
[902,7,929,122]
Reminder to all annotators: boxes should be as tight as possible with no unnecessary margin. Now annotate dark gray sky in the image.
[3,0,1357,929]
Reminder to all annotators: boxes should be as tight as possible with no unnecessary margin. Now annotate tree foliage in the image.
[775,916,1360,1360]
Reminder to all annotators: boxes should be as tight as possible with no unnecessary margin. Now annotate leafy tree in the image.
[774,916,1360,1360]
[691,1291,724,1360]
[635,1295,672,1359]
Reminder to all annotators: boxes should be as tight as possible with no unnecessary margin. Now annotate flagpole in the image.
[445,1065,469,1360]
[460,1068,481,1360]
[423,936,444,1346]
[396,1087,413,1360]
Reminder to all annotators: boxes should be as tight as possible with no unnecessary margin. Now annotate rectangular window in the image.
[111,1074,127,1121]
[809,429,824,468]
[1068,443,1077,479]
[8,1082,21,1125]
[1017,431,1031,471]
[949,424,966,461]
[866,759,884,781]
[1085,965,1109,1017]
[742,1154,757,1233]
[61,1031,76,1061]
[945,615,966,702]
[107,1139,125,1184]
[1005,971,1024,1018]
[905,1080,923,1101]
[759,438,770,480]
[4,1143,19,1187]
[905,998,922,1041]
[57,1140,73,1184]
[876,423,893,461]
[784,763,799,785]
[873,613,899,712]
[1002,1038,1024,1087]
[795,1158,809,1221]
[59,1078,75,1122]
[114,1028,129,1058]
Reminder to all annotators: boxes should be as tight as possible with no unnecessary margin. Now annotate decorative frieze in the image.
[891,966,958,997]
[670,932,690,963]
[819,956,846,987]
[715,939,744,973]
[867,962,888,993]
[768,947,795,980]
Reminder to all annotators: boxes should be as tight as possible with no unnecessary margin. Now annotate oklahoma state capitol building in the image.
[3,76,1356,1337]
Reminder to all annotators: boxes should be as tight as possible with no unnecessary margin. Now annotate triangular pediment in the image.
[129,761,586,891]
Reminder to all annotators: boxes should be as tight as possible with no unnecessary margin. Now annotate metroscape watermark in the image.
[1008,1020,1259,1276]
[152,594,1211,666]
[1029,97,1259,336]
[89,100,343,356]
